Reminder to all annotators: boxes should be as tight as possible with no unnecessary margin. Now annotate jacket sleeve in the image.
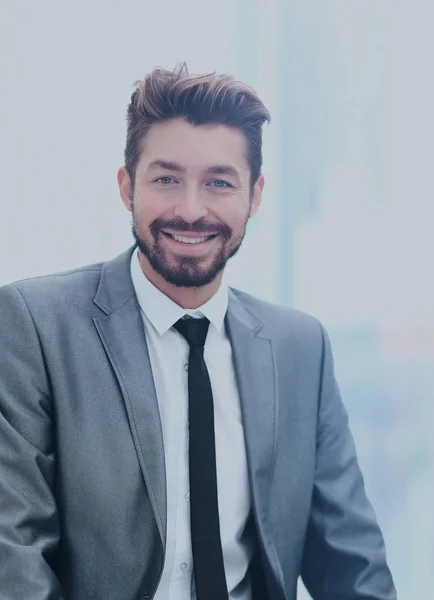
[300,324,397,600]
[0,284,65,599]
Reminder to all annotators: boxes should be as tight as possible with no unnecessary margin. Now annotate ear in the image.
[118,167,133,212]
[249,175,265,218]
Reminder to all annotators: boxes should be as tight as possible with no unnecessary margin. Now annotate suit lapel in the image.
[92,246,166,546]
[226,291,280,575]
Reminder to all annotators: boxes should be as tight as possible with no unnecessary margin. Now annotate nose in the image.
[172,185,208,223]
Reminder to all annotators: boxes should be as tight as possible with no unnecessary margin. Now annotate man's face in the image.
[118,118,263,288]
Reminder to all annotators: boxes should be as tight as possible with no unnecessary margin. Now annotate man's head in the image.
[118,63,270,297]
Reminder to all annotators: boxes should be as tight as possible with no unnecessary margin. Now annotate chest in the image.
[145,324,251,521]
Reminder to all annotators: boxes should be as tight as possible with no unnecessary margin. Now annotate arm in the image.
[300,325,396,600]
[0,284,65,599]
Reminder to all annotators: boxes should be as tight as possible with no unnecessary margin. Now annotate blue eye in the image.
[210,180,230,188]
[156,176,175,184]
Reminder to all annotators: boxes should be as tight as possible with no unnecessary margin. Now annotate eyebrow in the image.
[204,165,241,181]
[147,160,185,172]
[147,160,242,182]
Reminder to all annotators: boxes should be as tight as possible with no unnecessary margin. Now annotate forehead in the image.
[138,119,249,173]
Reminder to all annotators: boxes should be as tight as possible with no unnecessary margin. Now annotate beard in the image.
[131,211,248,288]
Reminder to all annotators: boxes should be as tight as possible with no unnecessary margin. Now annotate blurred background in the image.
[1,0,433,597]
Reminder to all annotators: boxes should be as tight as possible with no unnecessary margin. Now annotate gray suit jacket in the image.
[0,246,396,600]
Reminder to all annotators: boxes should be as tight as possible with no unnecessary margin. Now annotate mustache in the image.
[150,218,232,238]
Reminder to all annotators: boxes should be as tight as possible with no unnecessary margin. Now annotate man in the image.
[0,64,396,600]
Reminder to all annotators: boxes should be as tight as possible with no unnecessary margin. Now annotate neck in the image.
[138,252,223,309]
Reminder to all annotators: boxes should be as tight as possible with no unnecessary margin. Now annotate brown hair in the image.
[124,63,271,191]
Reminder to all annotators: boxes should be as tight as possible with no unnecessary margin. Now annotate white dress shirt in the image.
[130,249,255,600]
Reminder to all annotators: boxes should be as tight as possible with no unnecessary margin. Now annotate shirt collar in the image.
[130,247,228,336]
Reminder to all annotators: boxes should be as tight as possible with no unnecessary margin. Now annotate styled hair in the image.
[124,63,271,190]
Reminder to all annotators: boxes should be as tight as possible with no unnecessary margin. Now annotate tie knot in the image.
[174,317,210,347]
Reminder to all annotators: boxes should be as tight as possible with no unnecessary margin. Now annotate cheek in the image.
[227,205,250,229]
[214,197,249,221]
[133,194,161,223]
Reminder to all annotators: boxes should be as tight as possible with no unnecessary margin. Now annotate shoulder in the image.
[0,259,104,314]
[229,287,326,348]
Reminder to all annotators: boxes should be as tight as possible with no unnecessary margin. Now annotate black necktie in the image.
[173,317,228,600]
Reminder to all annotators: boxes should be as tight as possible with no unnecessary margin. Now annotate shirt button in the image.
[185,493,190,502]
[184,363,189,371]
[180,562,188,571]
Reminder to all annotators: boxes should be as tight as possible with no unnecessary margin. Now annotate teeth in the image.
[171,234,211,244]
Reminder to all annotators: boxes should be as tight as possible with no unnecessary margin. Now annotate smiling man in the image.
[121,118,260,301]
[0,65,396,600]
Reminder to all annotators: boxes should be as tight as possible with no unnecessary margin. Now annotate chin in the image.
[163,268,222,289]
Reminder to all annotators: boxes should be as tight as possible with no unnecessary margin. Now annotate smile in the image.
[162,232,218,245]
